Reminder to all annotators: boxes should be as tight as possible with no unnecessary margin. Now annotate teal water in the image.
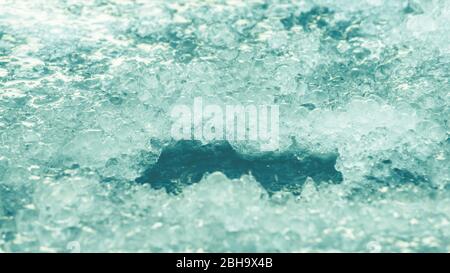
[0,0,449,252]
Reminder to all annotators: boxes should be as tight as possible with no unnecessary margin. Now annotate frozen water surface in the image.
[0,0,449,252]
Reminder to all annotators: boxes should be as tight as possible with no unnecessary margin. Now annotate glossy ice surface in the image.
[0,0,449,252]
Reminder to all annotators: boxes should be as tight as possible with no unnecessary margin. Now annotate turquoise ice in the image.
[0,0,449,252]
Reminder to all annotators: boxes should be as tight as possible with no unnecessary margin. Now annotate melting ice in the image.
[0,0,449,252]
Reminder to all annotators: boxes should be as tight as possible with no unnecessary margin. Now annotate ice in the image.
[0,0,449,252]
[5,172,450,252]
